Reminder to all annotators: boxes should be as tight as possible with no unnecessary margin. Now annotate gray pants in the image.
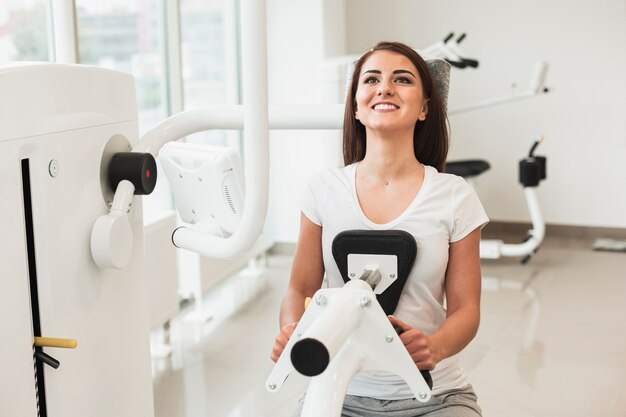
[292,385,481,417]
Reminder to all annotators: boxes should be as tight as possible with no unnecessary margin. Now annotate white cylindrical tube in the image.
[301,341,364,417]
[500,188,545,256]
[290,289,365,376]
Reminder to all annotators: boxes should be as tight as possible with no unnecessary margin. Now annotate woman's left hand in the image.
[388,315,437,371]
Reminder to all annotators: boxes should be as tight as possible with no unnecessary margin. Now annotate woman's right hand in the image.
[270,322,298,362]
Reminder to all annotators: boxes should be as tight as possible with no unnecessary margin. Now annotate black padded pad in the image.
[332,230,417,315]
[445,160,490,178]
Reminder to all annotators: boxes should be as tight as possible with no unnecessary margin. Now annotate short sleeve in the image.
[450,177,489,242]
[301,173,324,226]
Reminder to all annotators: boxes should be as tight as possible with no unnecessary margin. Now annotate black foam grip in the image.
[519,158,541,187]
[291,338,329,377]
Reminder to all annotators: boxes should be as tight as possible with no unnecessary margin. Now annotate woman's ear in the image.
[419,99,429,121]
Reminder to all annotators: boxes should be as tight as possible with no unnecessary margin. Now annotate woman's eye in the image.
[394,76,411,84]
[363,76,379,84]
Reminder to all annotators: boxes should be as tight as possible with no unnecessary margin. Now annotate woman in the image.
[271,41,488,417]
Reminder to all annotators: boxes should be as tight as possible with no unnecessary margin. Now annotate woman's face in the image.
[354,50,428,134]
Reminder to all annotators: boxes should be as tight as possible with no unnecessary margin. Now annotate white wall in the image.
[268,0,347,243]
[345,0,626,228]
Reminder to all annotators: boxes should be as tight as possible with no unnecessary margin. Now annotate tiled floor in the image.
[151,235,626,417]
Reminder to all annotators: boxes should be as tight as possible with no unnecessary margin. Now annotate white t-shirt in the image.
[301,162,489,399]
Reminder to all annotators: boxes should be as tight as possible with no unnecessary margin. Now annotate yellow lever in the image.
[33,337,78,349]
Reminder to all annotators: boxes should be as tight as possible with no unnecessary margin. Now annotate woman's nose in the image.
[377,82,394,96]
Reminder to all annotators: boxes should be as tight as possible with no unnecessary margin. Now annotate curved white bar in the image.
[500,187,545,257]
[109,180,135,215]
[136,106,245,155]
[301,341,364,417]
[132,0,270,260]
[135,104,345,155]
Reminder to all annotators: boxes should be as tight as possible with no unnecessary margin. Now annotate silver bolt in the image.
[268,383,277,390]
[48,160,59,177]
[192,209,196,214]
[198,177,203,182]
[419,392,428,400]
[350,273,355,278]
[360,297,371,308]
[390,274,396,279]
[179,173,183,178]
[315,294,327,306]
[385,334,394,343]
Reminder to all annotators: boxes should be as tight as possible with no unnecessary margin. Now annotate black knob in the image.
[108,152,157,195]
[519,157,546,187]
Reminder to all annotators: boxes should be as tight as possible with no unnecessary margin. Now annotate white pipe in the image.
[50,0,78,63]
[134,0,269,260]
[301,341,364,417]
[300,283,367,361]
[500,187,545,257]
[135,104,345,155]
[449,90,540,115]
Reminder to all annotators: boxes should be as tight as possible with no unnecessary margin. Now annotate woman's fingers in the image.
[388,316,436,370]
[270,322,299,362]
[388,315,412,333]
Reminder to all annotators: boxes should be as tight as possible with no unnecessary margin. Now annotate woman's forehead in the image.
[361,50,417,74]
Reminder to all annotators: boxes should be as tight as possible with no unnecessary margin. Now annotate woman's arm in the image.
[389,227,482,370]
[271,213,325,361]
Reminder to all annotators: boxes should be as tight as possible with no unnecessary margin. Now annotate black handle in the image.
[443,32,455,43]
[35,350,60,369]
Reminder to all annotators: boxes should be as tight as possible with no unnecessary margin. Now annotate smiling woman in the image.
[343,41,449,173]
[355,52,428,135]
[272,41,488,417]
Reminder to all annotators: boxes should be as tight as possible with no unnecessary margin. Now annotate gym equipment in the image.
[267,231,433,417]
[0,63,155,417]
[447,136,548,263]
[422,32,479,69]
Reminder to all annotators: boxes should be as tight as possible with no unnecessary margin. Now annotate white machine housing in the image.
[0,63,154,417]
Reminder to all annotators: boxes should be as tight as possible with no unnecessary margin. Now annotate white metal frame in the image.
[479,187,545,259]
[266,279,433,417]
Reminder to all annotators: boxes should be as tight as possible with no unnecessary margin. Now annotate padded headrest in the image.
[425,58,451,112]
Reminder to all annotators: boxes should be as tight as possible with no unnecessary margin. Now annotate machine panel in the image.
[1,64,154,417]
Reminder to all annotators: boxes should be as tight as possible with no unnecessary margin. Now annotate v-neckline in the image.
[351,162,431,229]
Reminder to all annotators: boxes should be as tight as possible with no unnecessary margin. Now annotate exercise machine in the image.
[0,63,156,417]
[447,136,548,263]
[267,231,433,417]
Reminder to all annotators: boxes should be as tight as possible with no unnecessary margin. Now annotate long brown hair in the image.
[343,41,449,172]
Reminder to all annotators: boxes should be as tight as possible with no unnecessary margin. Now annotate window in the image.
[75,0,167,135]
[0,0,51,62]
[180,0,240,147]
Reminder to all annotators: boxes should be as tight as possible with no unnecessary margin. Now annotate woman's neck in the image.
[360,129,420,180]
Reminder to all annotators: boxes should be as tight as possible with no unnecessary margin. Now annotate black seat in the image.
[445,160,490,178]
